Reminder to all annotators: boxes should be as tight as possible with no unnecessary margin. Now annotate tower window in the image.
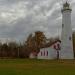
[62,24,64,28]
[69,36,71,40]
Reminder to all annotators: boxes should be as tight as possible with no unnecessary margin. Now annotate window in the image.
[46,51,48,56]
[62,24,64,28]
[54,45,56,49]
[44,51,45,56]
[41,52,42,56]
[57,44,61,50]
[69,36,71,40]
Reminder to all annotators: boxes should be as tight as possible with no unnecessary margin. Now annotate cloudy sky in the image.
[0,0,75,42]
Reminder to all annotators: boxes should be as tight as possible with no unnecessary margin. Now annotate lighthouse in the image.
[60,2,74,59]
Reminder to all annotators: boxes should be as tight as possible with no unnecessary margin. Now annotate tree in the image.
[25,31,47,56]
[1,43,8,57]
[8,41,19,57]
[34,31,46,48]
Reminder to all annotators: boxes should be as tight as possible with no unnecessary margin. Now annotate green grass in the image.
[0,59,75,75]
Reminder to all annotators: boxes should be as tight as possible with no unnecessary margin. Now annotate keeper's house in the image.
[37,40,61,59]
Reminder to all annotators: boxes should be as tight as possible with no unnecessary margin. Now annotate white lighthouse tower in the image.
[60,2,74,59]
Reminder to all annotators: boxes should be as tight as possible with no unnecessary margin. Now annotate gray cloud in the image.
[0,0,74,42]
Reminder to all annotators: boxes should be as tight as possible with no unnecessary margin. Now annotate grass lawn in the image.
[0,59,75,75]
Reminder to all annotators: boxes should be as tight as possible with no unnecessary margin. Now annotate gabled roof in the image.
[49,40,61,47]
[41,40,61,48]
